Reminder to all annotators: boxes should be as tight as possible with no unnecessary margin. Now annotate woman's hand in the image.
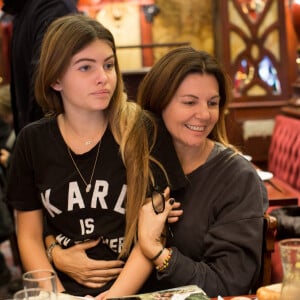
[138,187,180,260]
[52,239,124,288]
[167,200,183,223]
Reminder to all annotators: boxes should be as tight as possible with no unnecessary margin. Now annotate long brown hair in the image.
[137,47,233,147]
[35,14,157,257]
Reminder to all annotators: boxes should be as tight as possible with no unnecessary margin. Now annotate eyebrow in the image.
[180,94,198,98]
[72,54,115,65]
[179,94,220,100]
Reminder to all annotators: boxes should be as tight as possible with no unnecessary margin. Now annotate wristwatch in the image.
[46,241,60,264]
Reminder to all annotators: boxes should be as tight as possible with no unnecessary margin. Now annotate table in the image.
[210,296,256,300]
[264,176,299,206]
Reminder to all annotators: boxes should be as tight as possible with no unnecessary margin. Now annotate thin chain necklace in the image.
[62,115,100,147]
[67,140,101,193]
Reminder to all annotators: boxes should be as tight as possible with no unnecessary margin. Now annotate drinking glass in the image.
[279,238,300,300]
[22,270,57,300]
[13,288,51,300]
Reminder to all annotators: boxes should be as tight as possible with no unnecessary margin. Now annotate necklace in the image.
[61,115,100,147]
[67,140,101,193]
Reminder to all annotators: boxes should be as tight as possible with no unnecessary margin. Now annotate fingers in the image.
[77,274,119,287]
[76,259,124,271]
[167,204,183,223]
[165,197,176,211]
[166,199,183,223]
[66,265,123,287]
[75,238,101,250]
[168,217,179,223]
[163,186,170,198]
[94,260,125,269]
[168,205,183,218]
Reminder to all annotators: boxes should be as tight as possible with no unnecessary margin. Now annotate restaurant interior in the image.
[0,0,300,299]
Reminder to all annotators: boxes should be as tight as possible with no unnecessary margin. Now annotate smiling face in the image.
[52,39,117,114]
[162,73,220,152]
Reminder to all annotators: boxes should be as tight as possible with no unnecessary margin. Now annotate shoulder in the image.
[207,147,262,186]
[17,117,57,142]
[219,148,256,168]
[218,148,266,193]
[21,117,55,131]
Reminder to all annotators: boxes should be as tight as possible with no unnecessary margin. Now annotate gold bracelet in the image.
[156,248,172,272]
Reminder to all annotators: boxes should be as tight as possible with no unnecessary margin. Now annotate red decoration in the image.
[291,1,300,43]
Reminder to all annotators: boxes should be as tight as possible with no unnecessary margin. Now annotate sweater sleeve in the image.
[158,216,263,297]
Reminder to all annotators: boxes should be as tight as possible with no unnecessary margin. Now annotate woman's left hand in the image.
[138,187,179,260]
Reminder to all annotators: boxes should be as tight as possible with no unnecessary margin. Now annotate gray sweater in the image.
[142,147,268,298]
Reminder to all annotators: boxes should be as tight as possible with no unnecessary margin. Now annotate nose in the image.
[96,67,108,85]
[194,103,210,120]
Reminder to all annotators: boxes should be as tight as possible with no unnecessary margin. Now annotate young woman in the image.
[5,15,186,297]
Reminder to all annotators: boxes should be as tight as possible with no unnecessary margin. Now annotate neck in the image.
[176,139,213,174]
[58,113,107,154]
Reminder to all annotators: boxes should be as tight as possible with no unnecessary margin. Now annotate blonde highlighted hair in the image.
[35,14,163,257]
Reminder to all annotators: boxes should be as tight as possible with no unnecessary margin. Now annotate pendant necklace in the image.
[67,140,101,193]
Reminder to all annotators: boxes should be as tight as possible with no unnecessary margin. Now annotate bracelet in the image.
[156,248,172,272]
[150,247,165,261]
[46,241,60,264]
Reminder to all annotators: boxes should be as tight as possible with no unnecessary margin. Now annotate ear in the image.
[51,80,62,91]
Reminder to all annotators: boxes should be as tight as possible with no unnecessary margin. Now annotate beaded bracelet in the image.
[156,248,172,272]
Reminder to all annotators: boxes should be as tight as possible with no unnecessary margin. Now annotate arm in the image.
[16,209,65,292]
[100,190,180,299]
[101,244,153,300]
[45,235,124,289]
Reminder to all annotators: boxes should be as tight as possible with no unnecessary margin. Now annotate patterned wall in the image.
[77,0,214,70]
[151,0,214,62]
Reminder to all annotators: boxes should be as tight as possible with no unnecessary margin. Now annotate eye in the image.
[79,65,91,72]
[208,97,220,107]
[104,61,115,70]
[183,100,196,105]
[181,96,197,105]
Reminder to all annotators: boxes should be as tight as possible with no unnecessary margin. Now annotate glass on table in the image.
[13,288,51,300]
[279,238,300,300]
[22,270,57,300]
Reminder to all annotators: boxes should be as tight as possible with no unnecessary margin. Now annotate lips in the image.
[91,89,110,96]
[185,124,205,131]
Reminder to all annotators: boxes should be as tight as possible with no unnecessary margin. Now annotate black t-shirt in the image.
[7,116,187,296]
[7,117,127,295]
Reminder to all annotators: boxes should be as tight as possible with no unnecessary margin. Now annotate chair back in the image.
[253,213,277,291]
[268,115,300,191]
